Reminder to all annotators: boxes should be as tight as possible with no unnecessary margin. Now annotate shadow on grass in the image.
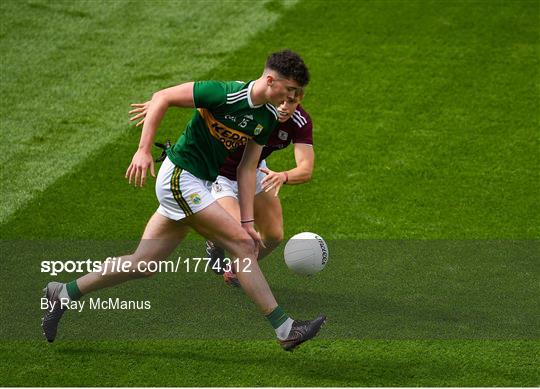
[272,285,535,340]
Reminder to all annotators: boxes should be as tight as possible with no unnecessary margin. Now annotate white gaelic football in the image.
[284,232,329,275]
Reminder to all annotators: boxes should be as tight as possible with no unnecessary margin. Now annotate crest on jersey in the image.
[254,124,264,136]
[278,130,288,141]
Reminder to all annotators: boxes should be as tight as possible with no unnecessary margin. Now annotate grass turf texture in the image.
[1,340,538,386]
[1,0,539,386]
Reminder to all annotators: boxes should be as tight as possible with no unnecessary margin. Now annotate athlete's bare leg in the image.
[189,202,277,314]
[216,194,283,261]
[216,196,241,223]
[77,202,278,314]
[254,190,284,260]
[77,212,190,294]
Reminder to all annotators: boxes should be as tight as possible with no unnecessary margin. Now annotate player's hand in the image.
[125,149,155,187]
[260,167,287,197]
[129,101,150,127]
[242,222,266,251]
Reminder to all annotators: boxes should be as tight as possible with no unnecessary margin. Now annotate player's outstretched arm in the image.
[237,140,266,249]
[260,143,314,196]
[125,82,195,187]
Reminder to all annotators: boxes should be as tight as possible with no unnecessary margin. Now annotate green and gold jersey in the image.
[166,80,279,181]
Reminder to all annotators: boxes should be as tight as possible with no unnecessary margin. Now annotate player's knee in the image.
[228,237,256,261]
[238,238,257,257]
[139,268,157,278]
[224,228,258,260]
[264,227,284,246]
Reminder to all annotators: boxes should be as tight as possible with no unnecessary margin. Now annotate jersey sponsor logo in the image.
[198,109,251,150]
[278,130,288,141]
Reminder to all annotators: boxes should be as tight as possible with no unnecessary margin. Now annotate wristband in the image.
[241,219,254,224]
[283,171,289,184]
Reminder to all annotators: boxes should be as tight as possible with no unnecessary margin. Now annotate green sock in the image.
[66,280,83,301]
[266,305,289,329]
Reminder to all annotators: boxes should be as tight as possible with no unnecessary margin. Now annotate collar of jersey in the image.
[247,81,263,109]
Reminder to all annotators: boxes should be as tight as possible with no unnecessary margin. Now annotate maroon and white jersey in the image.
[218,105,313,181]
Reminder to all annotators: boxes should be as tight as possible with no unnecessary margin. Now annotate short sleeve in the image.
[193,81,227,109]
[292,109,313,145]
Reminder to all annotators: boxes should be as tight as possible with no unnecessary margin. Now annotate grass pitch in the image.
[1,0,539,386]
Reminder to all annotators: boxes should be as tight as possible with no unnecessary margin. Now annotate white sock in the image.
[275,318,294,340]
[58,284,70,302]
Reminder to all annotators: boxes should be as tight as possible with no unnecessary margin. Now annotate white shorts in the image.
[211,160,267,201]
[155,157,216,221]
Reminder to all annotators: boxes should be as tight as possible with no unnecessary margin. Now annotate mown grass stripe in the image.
[0,0,298,223]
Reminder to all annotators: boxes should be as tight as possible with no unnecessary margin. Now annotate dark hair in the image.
[265,49,310,87]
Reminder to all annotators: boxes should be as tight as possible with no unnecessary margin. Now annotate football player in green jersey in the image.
[41,50,326,351]
[206,90,315,287]
[130,90,315,287]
